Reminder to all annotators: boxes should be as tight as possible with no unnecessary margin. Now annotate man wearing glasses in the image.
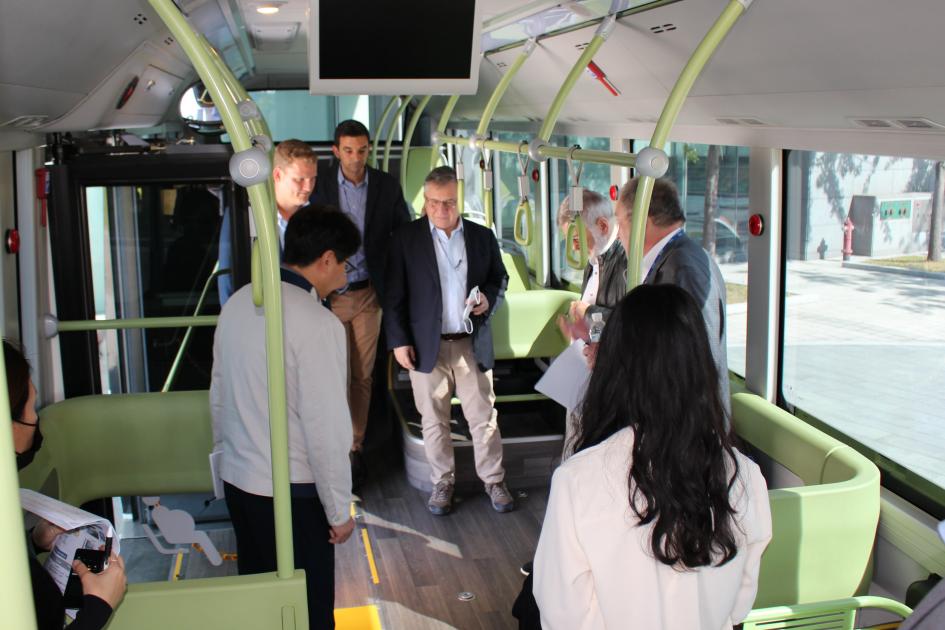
[384,166,513,516]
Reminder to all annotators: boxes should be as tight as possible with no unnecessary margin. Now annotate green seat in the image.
[18,391,310,630]
[502,251,531,292]
[491,289,577,360]
[732,393,881,608]
[743,595,910,629]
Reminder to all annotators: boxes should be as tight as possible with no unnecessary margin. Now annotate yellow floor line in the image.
[361,528,380,585]
[352,501,381,585]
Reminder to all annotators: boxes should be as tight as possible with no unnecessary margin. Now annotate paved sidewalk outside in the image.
[722,258,945,490]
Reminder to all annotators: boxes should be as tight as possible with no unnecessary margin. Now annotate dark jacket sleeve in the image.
[480,229,508,320]
[30,554,113,630]
[383,227,412,349]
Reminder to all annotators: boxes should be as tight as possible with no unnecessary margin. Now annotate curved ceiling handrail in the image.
[400,95,432,193]
[383,95,413,173]
[626,0,751,289]
[371,96,401,169]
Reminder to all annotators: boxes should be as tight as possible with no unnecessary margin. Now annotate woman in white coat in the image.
[534,284,772,630]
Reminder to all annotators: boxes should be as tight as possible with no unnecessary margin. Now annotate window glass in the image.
[247,90,333,141]
[645,141,750,377]
[783,150,945,493]
[85,184,228,393]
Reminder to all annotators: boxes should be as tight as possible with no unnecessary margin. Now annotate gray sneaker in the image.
[428,481,454,515]
[486,482,515,513]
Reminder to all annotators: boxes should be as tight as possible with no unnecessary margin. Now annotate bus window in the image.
[783,150,945,502]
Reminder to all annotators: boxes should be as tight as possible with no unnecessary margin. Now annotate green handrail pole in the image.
[400,95,432,192]
[429,94,461,170]
[475,40,536,228]
[437,136,639,169]
[56,315,218,332]
[383,95,413,173]
[149,0,295,580]
[371,96,401,169]
[537,17,615,143]
[162,265,230,393]
[0,362,37,629]
[626,0,750,289]
[532,16,615,284]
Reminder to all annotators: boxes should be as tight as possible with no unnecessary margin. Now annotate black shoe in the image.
[350,450,366,493]
[520,561,533,577]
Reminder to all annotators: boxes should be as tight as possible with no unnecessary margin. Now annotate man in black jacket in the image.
[384,167,513,516]
[556,189,626,338]
[312,120,412,485]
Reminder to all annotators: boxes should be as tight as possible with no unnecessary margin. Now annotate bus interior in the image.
[1,0,944,628]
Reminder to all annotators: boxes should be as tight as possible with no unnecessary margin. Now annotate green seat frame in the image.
[743,595,910,629]
[732,393,881,608]
[18,391,310,630]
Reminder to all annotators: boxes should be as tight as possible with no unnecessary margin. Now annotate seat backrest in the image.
[502,251,531,292]
[731,393,880,608]
[19,390,213,506]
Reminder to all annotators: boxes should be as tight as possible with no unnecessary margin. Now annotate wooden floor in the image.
[124,443,549,629]
[337,445,548,629]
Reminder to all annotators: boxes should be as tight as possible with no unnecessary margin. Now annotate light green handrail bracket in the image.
[474,39,537,228]
[0,360,37,629]
[626,0,750,289]
[383,95,413,173]
[429,94,461,170]
[150,0,295,581]
[400,94,432,192]
[371,96,401,169]
[162,264,230,393]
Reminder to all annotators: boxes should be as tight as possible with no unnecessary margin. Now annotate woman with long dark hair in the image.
[533,285,771,629]
[6,340,126,629]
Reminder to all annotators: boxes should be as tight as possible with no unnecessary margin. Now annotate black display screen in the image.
[318,0,476,80]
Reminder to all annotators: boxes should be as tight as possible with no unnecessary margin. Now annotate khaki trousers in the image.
[331,285,381,452]
[408,337,505,486]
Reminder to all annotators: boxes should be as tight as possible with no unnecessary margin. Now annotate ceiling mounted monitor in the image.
[309,0,481,95]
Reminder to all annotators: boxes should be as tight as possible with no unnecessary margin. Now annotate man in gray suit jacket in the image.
[614,177,730,411]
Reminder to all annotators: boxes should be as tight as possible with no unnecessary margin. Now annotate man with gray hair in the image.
[557,189,627,335]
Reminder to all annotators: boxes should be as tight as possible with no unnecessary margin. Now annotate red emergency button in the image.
[5,229,20,254]
[609,185,619,201]
[748,214,764,237]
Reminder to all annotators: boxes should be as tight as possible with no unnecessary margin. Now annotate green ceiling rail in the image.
[436,135,638,169]
[400,94,432,193]
[371,96,401,169]
[383,95,413,173]
[473,39,537,228]
[429,95,461,170]
[626,0,751,289]
[150,0,295,580]
[161,265,230,393]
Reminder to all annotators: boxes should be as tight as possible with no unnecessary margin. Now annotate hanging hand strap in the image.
[513,142,533,246]
[564,145,588,268]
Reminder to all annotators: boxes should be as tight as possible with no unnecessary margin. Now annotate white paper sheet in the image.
[535,339,591,411]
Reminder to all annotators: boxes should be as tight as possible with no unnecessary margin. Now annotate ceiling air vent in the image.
[741,118,767,126]
[575,42,590,51]
[650,24,677,34]
[0,115,49,129]
[716,117,769,126]
[133,12,148,25]
[892,118,945,130]
[495,61,507,68]
[250,22,300,52]
[717,118,741,126]
[850,118,895,129]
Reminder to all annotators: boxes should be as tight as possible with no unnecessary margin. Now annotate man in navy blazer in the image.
[312,120,412,487]
[384,166,513,516]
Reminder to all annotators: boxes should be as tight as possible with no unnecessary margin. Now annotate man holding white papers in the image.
[384,166,512,516]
